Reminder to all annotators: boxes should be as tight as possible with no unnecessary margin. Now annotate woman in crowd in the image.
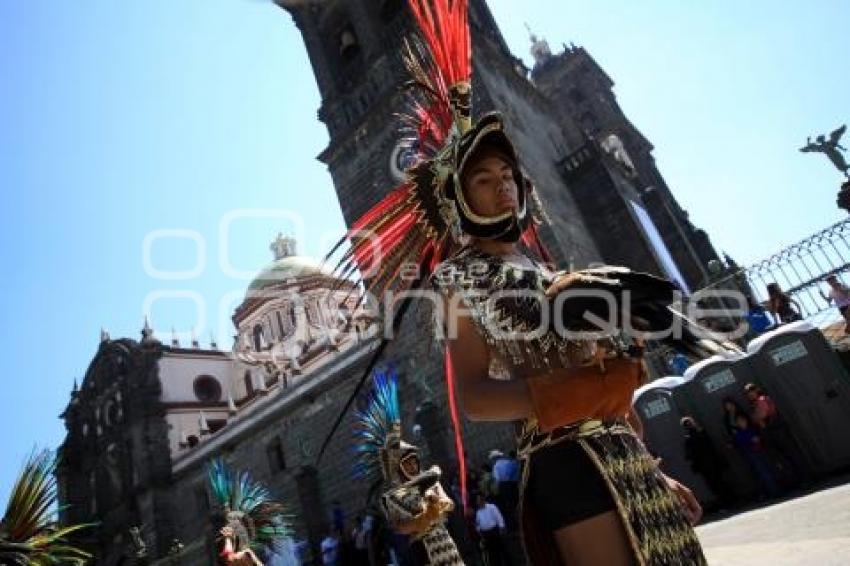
[766,283,802,324]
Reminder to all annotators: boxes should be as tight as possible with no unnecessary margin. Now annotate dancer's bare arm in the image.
[444,293,535,421]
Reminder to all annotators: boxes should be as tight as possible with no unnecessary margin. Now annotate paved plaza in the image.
[697,481,850,565]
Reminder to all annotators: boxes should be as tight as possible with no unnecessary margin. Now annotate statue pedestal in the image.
[837,180,850,213]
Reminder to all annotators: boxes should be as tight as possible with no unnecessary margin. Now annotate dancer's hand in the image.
[663,473,702,525]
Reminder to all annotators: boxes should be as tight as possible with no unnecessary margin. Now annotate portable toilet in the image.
[746,320,850,474]
[633,377,714,505]
[678,355,759,498]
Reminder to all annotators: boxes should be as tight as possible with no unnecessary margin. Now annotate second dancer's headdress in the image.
[352,367,419,486]
[207,459,290,558]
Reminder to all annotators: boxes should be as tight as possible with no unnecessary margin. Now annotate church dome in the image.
[247,255,329,293]
[246,234,331,294]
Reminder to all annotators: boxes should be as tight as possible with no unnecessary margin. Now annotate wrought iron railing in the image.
[700,218,850,320]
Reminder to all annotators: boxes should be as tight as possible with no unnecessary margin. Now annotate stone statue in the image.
[601,133,637,177]
[800,124,849,178]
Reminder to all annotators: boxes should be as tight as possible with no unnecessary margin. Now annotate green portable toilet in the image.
[746,320,850,474]
[679,355,759,499]
[633,377,715,505]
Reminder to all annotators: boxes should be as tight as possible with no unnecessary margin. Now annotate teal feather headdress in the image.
[352,367,404,481]
[207,458,290,555]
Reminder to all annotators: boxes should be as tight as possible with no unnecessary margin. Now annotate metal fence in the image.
[701,218,850,321]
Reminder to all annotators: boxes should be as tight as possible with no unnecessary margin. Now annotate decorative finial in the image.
[171,327,179,347]
[524,22,537,43]
[525,23,552,66]
[141,316,156,343]
[209,333,218,350]
[100,327,110,342]
[72,378,79,394]
[191,328,199,349]
[270,233,297,260]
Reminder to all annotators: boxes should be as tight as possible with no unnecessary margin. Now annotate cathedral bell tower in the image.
[276,0,419,227]
[529,39,721,289]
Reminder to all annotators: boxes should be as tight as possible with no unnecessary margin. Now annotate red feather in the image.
[351,184,411,232]
[408,0,471,91]
[444,347,468,516]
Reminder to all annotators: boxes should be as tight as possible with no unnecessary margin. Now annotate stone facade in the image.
[58,333,178,563]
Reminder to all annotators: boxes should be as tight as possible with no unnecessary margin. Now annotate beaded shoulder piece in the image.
[431,246,599,371]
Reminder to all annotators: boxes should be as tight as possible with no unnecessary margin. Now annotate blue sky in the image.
[0,0,846,503]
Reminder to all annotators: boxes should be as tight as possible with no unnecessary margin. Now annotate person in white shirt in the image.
[489,450,521,529]
[475,494,510,566]
[320,530,340,566]
[821,275,850,333]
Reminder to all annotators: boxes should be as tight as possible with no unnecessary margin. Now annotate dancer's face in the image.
[462,152,518,218]
[399,454,420,479]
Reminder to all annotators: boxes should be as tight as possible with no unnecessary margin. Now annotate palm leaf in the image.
[0,450,93,565]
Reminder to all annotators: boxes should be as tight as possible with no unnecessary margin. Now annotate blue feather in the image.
[206,458,290,552]
[351,366,401,479]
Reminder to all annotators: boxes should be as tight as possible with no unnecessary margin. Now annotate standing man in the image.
[820,275,850,333]
[474,494,509,566]
[681,416,734,509]
[489,450,520,529]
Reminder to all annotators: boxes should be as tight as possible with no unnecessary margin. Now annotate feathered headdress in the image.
[352,367,419,486]
[207,459,289,556]
[323,0,550,305]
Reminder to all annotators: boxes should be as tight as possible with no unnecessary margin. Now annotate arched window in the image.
[579,110,599,133]
[244,371,255,396]
[193,375,222,403]
[306,298,322,325]
[267,438,286,473]
[339,26,360,61]
[253,324,265,351]
[277,305,295,339]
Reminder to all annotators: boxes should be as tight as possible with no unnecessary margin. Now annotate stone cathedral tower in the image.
[528,38,721,289]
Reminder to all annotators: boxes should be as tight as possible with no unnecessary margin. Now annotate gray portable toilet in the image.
[632,378,714,505]
[678,355,759,498]
[746,320,850,474]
